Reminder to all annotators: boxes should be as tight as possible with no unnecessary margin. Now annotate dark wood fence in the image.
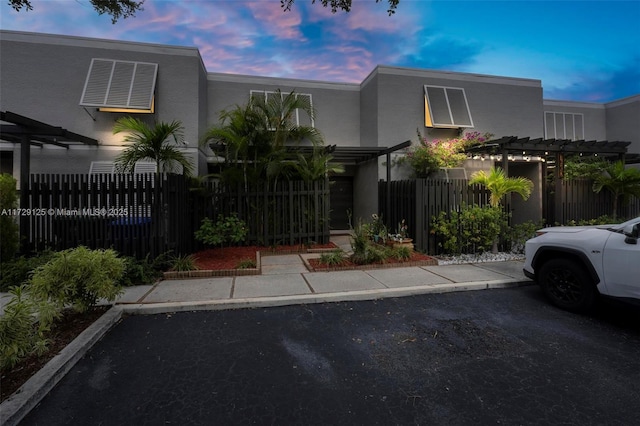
[189,180,330,248]
[380,178,640,255]
[548,179,640,224]
[22,173,189,258]
[379,179,493,254]
[21,174,329,258]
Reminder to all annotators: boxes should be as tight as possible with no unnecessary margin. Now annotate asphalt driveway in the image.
[22,286,640,425]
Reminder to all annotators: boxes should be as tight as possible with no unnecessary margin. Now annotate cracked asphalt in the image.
[21,286,640,425]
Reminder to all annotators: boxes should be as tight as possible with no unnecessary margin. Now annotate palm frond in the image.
[470,167,533,207]
[113,117,192,176]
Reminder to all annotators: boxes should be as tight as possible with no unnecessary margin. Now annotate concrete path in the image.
[115,255,531,314]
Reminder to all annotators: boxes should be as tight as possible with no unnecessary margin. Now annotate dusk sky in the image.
[1,0,638,103]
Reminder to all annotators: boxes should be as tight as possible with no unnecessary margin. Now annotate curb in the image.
[120,279,533,315]
[0,306,123,426]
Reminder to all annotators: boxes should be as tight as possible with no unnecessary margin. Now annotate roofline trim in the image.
[362,65,542,89]
[207,72,360,91]
[0,30,201,58]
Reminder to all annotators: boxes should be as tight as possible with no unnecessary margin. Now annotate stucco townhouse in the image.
[1,30,638,229]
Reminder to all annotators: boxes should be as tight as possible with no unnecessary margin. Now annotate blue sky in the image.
[1,0,638,102]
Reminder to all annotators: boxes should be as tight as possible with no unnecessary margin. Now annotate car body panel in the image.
[602,230,640,298]
[524,216,640,302]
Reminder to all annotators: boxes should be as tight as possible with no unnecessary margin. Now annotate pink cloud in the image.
[245,1,305,41]
[343,4,412,32]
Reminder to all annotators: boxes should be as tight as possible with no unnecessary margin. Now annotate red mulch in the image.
[192,243,337,270]
[309,251,435,271]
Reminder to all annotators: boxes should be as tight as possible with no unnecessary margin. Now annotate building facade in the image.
[1,30,639,227]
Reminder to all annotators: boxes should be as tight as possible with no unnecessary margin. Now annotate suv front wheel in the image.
[538,258,597,313]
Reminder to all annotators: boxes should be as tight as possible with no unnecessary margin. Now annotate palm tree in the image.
[592,161,640,219]
[201,104,268,188]
[293,143,345,182]
[113,117,194,176]
[469,166,533,208]
[201,90,326,188]
[469,166,533,253]
[251,89,324,152]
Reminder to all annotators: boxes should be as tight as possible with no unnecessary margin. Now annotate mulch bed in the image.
[164,243,338,279]
[193,243,334,269]
[1,306,110,403]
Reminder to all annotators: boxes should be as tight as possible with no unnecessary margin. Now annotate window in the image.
[249,90,315,127]
[89,161,115,174]
[80,59,158,112]
[544,112,584,140]
[424,85,473,128]
[89,161,157,174]
[133,161,158,174]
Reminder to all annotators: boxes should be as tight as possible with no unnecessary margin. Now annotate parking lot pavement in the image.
[20,286,640,426]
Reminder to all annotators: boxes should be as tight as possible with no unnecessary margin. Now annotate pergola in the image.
[0,111,99,240]
[466,135,635,222]
[466,136,632,174]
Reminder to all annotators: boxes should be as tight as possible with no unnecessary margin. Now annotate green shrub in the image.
[349,218,396,265]
[507,220,544,254]
[195,214,248,248]
[118,254,165,287]
[349,218,370,259]
[151,251,175,272]
[399,132,492,177]
[564,215,623,226]
[171,254,199,272]
[0,284,60,369]
[431,204,507,255]
[392,246,412,261]
[319,249,347,266]
[236,258,257,269]
[29,246,125,312]
[0,250,56,292]
[0,173,20,262]
[351,241,390,265]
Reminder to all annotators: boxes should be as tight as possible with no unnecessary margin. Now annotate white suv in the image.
[524,216,640,312]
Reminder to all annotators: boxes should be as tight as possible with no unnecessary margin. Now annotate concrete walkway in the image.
[115,254,530,314]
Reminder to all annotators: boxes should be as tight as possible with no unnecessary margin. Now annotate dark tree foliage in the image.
[7,0,144,24]
[281,0,400,15]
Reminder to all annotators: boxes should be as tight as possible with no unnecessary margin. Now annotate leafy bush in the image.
[118,254,166,287]
[392,246,412,261]
[319,249,347,266]
[171,254,199,271]
[563,157,609,180]
[366,244,391,264]
[0,173,20,262]
[431,204,507,255]
[0,250,55,292]
[0,284,60,369]
[29,246,125,312]
[506,220,544,254]
[195,214,248,248]
[564,215,623,226]
[350,217,403,264]
[236,258,257,269]
[400,132,492,177]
